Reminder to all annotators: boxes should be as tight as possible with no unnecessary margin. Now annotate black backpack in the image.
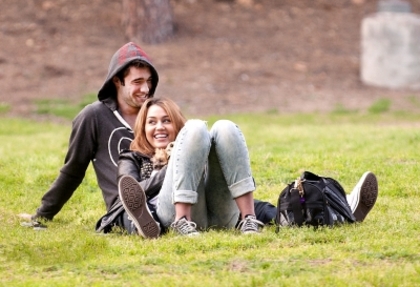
[275,171,356,231]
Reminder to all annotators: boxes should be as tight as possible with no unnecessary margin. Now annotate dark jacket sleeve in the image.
[35,105,98,220]
[118,150,166,199]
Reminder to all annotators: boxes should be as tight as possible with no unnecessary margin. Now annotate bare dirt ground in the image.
[1,0,419,118]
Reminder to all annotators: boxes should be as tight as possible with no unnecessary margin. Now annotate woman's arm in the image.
[118,150,142,181]
[118,150,166,199]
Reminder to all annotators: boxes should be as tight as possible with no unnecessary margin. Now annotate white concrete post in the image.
[361,7,420,89]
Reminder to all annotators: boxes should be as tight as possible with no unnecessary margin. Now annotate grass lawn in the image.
[1,111,419,286]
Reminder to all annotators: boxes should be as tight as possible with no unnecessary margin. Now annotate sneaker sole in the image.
[118,175,160,238]
[353,172,378,222]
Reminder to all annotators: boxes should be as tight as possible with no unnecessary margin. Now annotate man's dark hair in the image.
[116,60,152,85]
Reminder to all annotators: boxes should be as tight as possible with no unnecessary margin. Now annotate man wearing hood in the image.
[21,42,166,234]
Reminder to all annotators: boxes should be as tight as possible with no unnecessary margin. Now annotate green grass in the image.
[1,111,420,286]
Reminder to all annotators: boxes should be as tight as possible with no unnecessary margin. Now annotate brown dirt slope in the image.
[1,0,419,117]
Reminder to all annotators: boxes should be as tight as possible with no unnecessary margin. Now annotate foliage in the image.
[0,102,10,114]
[35,93,97,120]
[368,98,391,114]
[1,112,420,286]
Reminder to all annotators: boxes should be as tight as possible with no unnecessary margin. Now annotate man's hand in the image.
[18,213,47,230]
[18,213,33,221]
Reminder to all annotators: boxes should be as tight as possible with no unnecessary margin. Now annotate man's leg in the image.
[254,199,277,225]
[346,171,378,222]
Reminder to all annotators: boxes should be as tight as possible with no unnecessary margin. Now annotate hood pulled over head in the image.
[97,42,159,101]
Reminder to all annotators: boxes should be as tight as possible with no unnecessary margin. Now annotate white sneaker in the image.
[348,171,378,222]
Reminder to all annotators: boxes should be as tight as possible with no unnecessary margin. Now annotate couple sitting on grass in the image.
[22,42,378,238]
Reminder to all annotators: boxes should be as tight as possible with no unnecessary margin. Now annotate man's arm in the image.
[33,105,98,220]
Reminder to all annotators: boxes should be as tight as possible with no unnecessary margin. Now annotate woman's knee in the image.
[179,119,210,146]
[211,120,236,132]
[185,119,208,130]
[210,120,242,141]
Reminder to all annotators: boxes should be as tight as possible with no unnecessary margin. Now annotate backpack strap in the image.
[275,186,283,233]
[290,178,305,226]
[322,195,333,226]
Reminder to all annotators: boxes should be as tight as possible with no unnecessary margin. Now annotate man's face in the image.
[117,66,153,109]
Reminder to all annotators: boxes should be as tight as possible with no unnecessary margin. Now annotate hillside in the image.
[1,0,419,117]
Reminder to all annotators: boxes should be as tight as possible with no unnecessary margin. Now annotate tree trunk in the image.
[122,0,174,44]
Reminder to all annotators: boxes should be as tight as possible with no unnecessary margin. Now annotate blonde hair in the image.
[130,97,186,156]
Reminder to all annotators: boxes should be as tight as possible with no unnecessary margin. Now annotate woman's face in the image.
[145,104,176,149]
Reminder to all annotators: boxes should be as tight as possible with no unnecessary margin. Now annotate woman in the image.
[117,97,264,238]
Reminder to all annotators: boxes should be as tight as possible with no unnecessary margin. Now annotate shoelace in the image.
[238,216,263,232]
[172,219,198,235]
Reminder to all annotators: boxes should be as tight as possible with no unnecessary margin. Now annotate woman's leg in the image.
[205,120,256,228]
[156,120,211,229]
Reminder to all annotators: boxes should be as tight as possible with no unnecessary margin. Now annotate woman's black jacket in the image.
[95,150,166,232]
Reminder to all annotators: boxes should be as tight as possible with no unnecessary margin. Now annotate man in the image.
[20,42,162,234]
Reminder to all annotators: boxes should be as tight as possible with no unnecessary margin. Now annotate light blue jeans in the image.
[155,119,256,229]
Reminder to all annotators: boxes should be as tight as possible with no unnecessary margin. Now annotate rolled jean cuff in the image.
[172,190,198,204]
[229,176,255,199]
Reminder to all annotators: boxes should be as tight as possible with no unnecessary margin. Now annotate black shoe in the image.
[237,215,263,234]
[118,175,161,238]
[170,216,200,236]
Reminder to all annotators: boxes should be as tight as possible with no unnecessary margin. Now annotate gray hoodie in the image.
[35,42,159,219]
